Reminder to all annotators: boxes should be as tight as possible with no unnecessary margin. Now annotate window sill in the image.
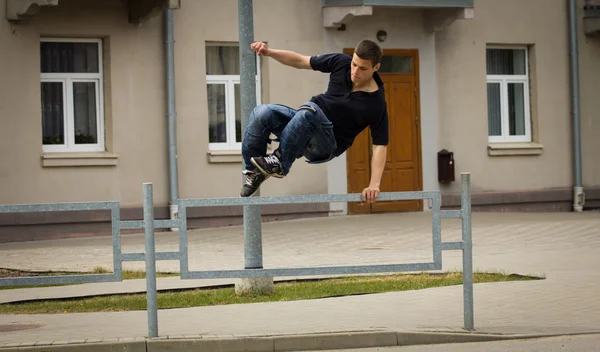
[487,142,543,156]
[208,150,242,163]
[41,152,119,167]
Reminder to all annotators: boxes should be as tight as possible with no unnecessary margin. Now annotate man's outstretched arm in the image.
[362,145,387,203]
[251,42,311,69]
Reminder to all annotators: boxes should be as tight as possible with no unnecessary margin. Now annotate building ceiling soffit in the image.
[6,0,58,22]
[6,0,180,24]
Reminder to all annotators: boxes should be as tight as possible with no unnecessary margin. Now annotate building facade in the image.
[0,0,598,242]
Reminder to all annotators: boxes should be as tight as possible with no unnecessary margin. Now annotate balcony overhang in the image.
[127,0,180,25]
[6,0,58,21]
[5,0,180,25]
[584,4,600,37]
[322,0,474,31]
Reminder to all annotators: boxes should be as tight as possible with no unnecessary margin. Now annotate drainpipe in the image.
[165,8,180,227]
[568,0,585,212]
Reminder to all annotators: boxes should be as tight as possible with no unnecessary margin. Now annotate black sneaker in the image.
[240,169,269,197]
[251,149,285,178]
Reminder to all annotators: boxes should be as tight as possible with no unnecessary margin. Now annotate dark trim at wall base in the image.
[441,186,600,212]
[0,203,329,243]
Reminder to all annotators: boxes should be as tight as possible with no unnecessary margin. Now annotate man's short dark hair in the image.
[355,39,382,68]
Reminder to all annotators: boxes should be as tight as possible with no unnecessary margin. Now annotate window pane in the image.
[487,82,502,136]
[486,49,526,75]
[379,56,413,73]
[41,42,99,73]
[508,83,526,136]
[41,82,65,145]
[73,82,98,144]
[234,83,242,143]
[206,46,241,75]
[207,84,227,143]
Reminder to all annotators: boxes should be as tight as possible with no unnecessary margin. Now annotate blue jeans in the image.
[242,102,337,175]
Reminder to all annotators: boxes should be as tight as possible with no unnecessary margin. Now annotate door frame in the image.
[343,48,424,212]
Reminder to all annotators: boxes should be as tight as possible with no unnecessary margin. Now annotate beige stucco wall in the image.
[1,0,597,214]
[0,0,327,209]
[174,0,327,199]
[436,0,577,193]
[577,0,600,187]
[0,0,168,207]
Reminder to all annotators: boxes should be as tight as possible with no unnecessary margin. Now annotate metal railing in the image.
[0,173,474,337]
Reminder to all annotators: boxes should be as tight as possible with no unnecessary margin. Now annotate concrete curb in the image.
[0,340,147,352]
[2,330,600,352]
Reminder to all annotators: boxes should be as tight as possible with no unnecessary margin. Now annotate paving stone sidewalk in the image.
[0,212,599,348]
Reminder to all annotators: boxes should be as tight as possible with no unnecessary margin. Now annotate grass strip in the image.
[0,271,542,315]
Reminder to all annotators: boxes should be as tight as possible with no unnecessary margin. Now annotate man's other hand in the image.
[251,41,269,56]
[361,185,380,204]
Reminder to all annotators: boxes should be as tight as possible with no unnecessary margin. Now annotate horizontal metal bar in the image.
[441,242,464,251]
[180,191,440,208]
[0,201,119,213]
[441,210,462,219]
[154,220,180,229]
[121,253,145,261]
[156,251,182,260]
[120,220,180,230]
[122,252,181,262]
[0,273,120,287]
[182,262,437,279]
[323,0,474,8]
[121,220,143,229]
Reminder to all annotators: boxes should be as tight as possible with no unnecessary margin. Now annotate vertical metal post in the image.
[143,183,158,337]
[568,0,584,212]
[178,202,189,277]
[165,8,180,225]
[111,206,123,279]
[461,173,474,330]
[239,0,264,270]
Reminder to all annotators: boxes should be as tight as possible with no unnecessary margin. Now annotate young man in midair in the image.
[240,39,388,204]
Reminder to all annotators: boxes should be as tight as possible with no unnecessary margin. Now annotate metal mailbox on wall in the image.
[438,149,455,184]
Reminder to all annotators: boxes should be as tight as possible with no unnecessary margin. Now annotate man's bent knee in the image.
[250,104,272,123]
[297,102,327,127]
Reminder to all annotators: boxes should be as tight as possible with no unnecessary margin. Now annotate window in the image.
[486,47,531,143]
[206,44,261,151]
[40,38,105,153]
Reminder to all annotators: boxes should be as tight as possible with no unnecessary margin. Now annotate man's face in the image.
[351,53,380,85]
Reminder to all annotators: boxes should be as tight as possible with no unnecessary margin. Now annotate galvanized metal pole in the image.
[165,8,180,227]
[568,0,584,212]
[238,0,264,270]
[461,173,474,331]
[143,183,158,337]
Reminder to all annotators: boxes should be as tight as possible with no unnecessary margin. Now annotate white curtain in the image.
[40,42,99,74]
[73,82,97,144]
[41,82,64,145]
[206,45,240,144]
[486,49,526,137]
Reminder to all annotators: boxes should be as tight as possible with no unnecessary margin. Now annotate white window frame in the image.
[206,48,261,151]
[40,38,105,153]
[486,46,531,143]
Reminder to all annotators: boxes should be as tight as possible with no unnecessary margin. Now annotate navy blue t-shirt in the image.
[309,53,389,157]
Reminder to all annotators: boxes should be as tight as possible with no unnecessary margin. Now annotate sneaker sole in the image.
[240,174,270,197]
[250,158,285,179]
[241,188,259,197]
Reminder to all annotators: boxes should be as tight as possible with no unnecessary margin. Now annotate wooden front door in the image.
[346,49,423,214]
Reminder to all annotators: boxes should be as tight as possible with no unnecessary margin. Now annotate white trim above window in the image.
[40,38,105,153]
[486,46,531,143]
